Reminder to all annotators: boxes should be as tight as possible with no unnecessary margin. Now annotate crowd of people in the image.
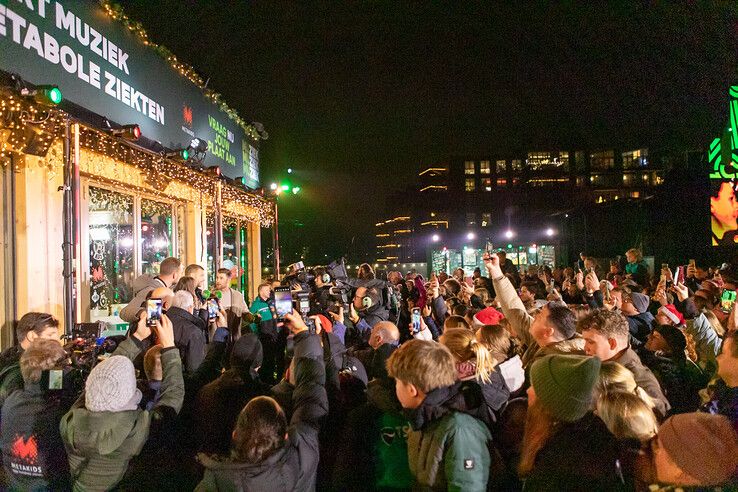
[0,250,738,490]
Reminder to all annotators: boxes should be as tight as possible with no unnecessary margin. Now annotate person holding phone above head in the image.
[60,312,185,491]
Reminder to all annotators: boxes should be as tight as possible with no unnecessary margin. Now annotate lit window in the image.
[590,150,614,170]
[497,178,507,186]
[496,160,506,174]
[622,148,648,169]
[465,178,476,192]
[466,213,476,225]
[481,213,492,227]
[511,159,523,171]
[480,160,491,174]
[464,161,475,174]
[482,178,492,191]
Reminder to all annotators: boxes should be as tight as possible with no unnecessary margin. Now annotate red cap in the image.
[474,307,505,326]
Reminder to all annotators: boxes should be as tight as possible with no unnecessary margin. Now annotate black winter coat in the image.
[523,413,625,491]
[196,332,328,492]
[166,306,207,373]
[0,383,72,491]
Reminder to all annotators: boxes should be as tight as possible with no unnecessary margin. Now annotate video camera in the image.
[282,261,315,292]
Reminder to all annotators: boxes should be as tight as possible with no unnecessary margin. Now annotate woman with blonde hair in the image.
[595,361,656,410]
[439,328,509,426]
[595,391,658,443]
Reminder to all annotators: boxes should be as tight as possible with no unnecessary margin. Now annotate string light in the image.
[0,89,274,225]
[99,0,262,141]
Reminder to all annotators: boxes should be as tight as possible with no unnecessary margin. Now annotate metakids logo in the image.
[181,105,195,137]
[10,434,42,477]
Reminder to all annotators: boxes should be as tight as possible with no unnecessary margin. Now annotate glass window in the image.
[222,219,238,288]
[511,159,523,171]
[464,161,475,175]
[527,151,569,170]
[590,150,615,170]
[482,178,492,191]
[175,204,186,261]
[88,187,135,319]
[497,178,507,186]
[496,160,506,174]
[465,178,476,192]
[479,160,491,174]
[466,213,476,225]
[481,213,492,227]
[622,148,648,169]
[141,199,173,276]
[575,151,586,171]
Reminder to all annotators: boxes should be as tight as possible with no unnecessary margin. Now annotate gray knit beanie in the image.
[85,355,142,412]
[530,354,600,422]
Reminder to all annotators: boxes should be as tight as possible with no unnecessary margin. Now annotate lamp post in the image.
[267,179,301,279]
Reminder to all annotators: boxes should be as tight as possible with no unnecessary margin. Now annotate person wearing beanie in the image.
[636,412,738,487]
[195,332,270,456]
[520,354,624,491]
[59,312,184,491]
[617,289,655,347]
[640,325,709,414]
[472,306,505,329]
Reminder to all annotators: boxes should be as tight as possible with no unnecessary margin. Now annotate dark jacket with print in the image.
[1,382,73,491]
[332,377,413,491]
[638,349,708,415]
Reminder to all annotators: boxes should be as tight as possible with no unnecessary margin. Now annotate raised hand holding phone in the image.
[154,314,175,348]
[483,252,503,279]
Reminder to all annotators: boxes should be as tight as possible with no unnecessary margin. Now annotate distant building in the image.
[376,147,671,269]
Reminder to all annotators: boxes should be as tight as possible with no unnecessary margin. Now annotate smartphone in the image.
[673,266,681,286]
[411,307,421,334]
[721,290,737,314]
[207,299,219,320]
[485,241,494,254]
[40,368,65,391]
[273,287,293,318]
[146,298,163,327]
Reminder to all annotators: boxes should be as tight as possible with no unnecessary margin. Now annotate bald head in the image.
[369,321,400,349]
[150,287,174,310]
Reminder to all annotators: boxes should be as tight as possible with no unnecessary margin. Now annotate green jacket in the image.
[249,296,277,337]
[407,410,492,491]
[59,338,185,492]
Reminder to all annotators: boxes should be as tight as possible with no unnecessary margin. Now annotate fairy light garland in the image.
[0,92,274,225]
[99,0,262,141]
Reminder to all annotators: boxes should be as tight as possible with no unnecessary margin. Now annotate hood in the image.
[406,382,467,431]
[629,311,655,325]
[61,407,143,455]
[230,333,263,377]
[131,274,160,294]
[197,446,289,480]
[0,345,21,368]
[367,377,402,414]
[545,336,586,354]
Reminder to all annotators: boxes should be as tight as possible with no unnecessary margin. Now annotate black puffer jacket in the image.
[166,306,207,373]
[196,332,328,492]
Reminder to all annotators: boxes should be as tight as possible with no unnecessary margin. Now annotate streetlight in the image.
[505,230,514,239]
[432,233,440,242]
[546,228,555,237]
[287,168,293,174]
[270,183,277,190]
[466,232,476,241]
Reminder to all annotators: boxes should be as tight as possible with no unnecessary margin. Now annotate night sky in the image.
[119,1,738,263]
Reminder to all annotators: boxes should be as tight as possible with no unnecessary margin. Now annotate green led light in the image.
[291,186,300,194]
[46,87,62,104]
[281,184,289,191]
[181,149,189,160]
[506,244,513,249]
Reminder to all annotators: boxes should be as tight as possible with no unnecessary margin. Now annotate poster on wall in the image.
[0,0,260,185]
[708,88,738,246]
